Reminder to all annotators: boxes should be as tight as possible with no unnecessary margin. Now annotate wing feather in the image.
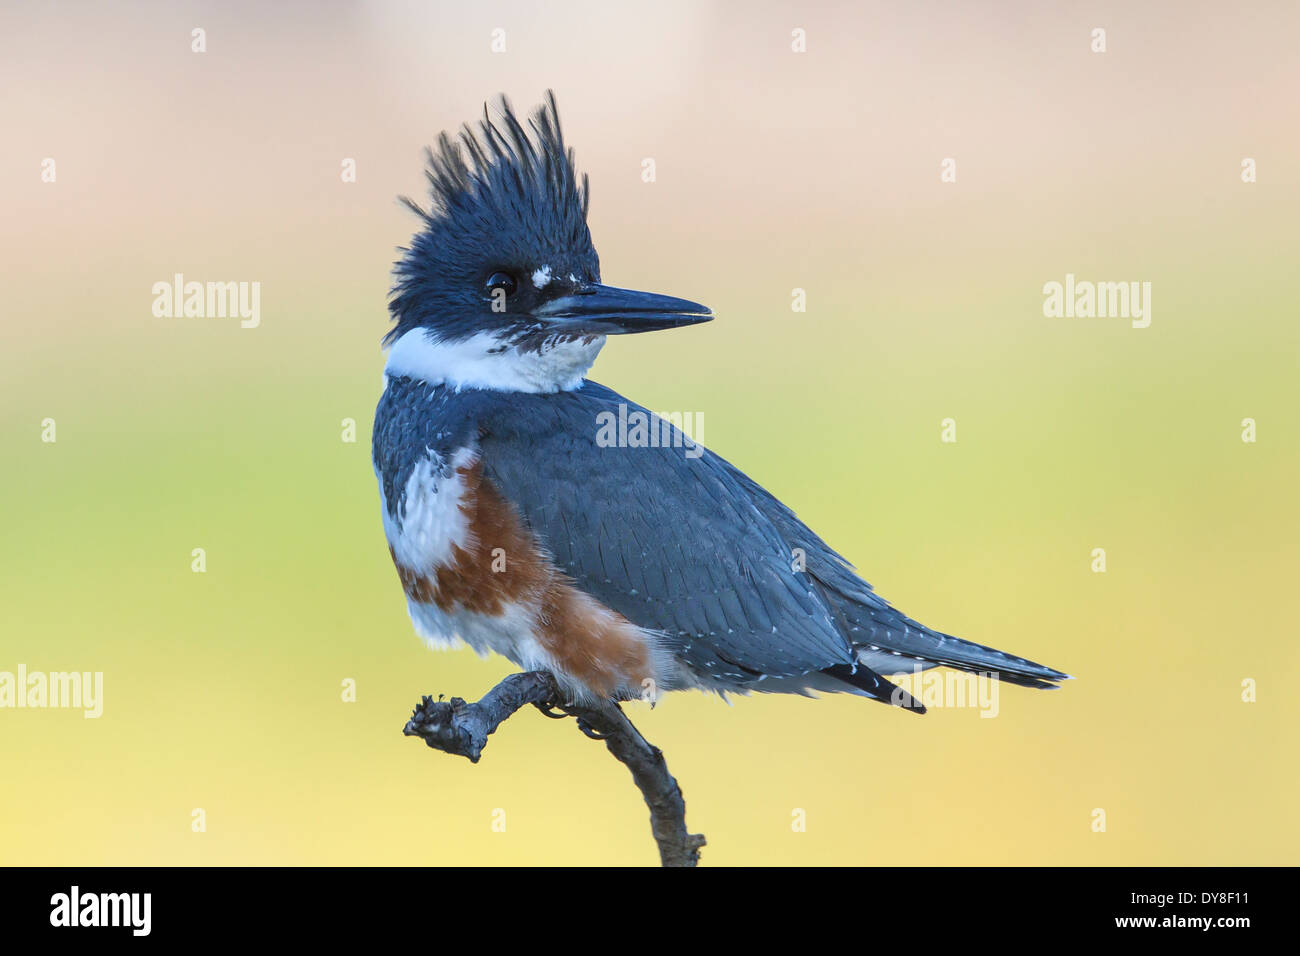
[474,382,854,684]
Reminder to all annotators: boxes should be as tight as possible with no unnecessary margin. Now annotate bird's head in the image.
[385,91,712,393]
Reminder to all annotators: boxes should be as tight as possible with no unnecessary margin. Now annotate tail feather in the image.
[725,463,1071,694]
[827,596,1071,689]
[853,619,1071,688]
[821,663,927,714]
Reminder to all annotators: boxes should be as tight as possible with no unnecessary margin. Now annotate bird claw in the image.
[534,701,574,720]
[532,700,610,740]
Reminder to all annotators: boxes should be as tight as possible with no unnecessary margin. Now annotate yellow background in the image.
[2,1,1297,865]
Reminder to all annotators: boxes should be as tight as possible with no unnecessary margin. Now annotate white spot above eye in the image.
[532,265,553,289]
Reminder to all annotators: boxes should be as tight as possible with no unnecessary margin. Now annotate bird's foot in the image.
[533,701,573,720]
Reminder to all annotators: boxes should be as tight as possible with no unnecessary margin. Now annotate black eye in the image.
[485,271,517,296]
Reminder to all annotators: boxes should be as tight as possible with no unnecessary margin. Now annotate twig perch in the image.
[402,670,706,867]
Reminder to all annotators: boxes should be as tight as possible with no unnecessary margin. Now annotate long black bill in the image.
[532,283,712,334]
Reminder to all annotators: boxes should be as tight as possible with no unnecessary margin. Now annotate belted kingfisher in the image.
[373,92,1069,712]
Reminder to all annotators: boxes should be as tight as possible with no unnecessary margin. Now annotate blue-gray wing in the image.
[717,444,1072,688]
[474,382,854,684]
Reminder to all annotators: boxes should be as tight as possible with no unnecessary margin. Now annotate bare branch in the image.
[403,671,706,867]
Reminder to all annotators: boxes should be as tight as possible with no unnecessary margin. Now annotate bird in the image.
[373,92,1070,714]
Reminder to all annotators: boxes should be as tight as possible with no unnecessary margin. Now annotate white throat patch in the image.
[384,328,605,393]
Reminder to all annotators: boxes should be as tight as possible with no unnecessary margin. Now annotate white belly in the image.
[404,598,556,672]
[378,447,559,670]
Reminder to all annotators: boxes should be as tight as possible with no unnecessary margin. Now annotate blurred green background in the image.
[2,1,1297,865]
